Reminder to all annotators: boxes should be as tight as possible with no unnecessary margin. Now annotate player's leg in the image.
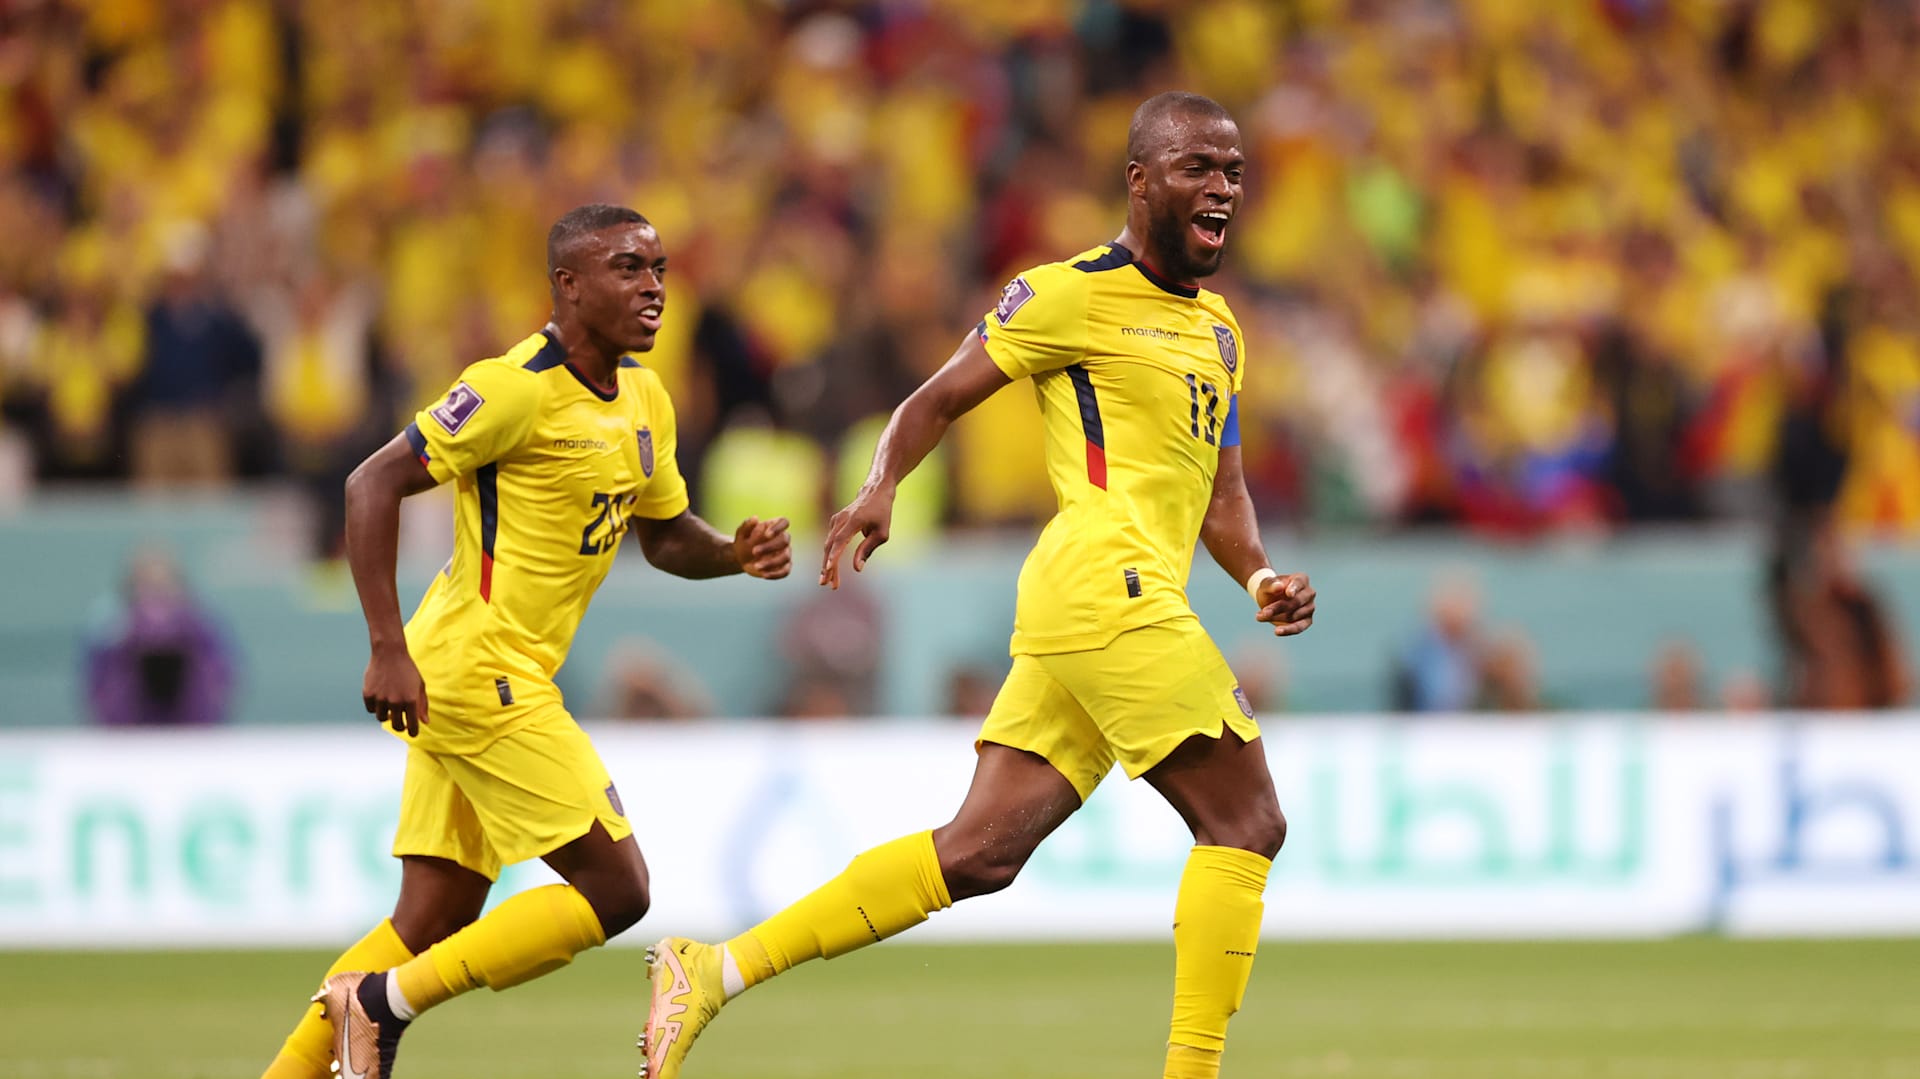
[640,658,1101,1078]
[724,741,1082,985]
[1145,729,1284,1079]
[363,719,636,1025]
[1047,615,1282,1079]
[264,753,494,1079]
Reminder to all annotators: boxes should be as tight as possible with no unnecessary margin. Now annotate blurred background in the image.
[2,1,1918,1075]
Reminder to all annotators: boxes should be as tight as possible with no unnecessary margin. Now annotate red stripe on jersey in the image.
[480,552,494,602]
[1085,441,1107,490]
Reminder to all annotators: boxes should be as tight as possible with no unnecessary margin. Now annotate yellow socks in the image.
[1165,845,1272,1078]
[261,919,413,1079]
[723,830,952,993]
[391,884,607,1013]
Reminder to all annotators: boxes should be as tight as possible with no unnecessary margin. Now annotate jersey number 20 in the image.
[1185,374,1222,445]
[579,492,635,556]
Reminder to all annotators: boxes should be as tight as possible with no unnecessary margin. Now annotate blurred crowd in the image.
[3,0,1919,547]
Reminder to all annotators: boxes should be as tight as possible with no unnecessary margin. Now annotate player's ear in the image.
[552,266,576,303]
[1126,160,1147,198]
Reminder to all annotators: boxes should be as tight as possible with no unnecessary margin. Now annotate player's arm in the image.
[630,511,791,580]
[626,374,791,581]
[820,331,1011,588]
[1201,441,1315,637]
[344,434,440,735]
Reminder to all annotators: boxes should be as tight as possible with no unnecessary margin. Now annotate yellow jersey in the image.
[979,242,1246,655]
[402,329,690,749]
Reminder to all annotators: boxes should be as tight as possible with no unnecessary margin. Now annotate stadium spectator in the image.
[1390,575,1483,713]
[3,0,1918,540]
[1769,523,1912,710]
[1476,629,1546,713]
[1650,640,1706,712]
[83,548,236,727]
[599,640,713,722]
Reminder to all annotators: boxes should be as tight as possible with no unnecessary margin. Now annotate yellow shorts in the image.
[391,709,632,881]
[978,614,1261,802]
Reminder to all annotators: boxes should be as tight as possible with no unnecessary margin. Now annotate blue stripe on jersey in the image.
[1066,364,1108,490]
[1220,394,1241,448]
[618,356,643,368]
[477,461,500,564]
[1071,243,1133,273]
[403,422,431,464]
[1066,365,1104,448]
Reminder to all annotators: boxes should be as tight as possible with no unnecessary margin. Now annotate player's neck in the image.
[544,320,621,391]
[1110,227,1196,288]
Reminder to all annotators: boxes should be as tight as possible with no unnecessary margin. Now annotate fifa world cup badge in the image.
[430,382,484,434]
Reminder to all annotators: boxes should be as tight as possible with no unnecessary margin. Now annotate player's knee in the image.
[391,908,478,951]
[937,839,1031,901]
[1201,800,1286,861]
[581,868,651,939]
[1242,803,1287,861]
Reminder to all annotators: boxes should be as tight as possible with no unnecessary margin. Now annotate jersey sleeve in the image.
[405,361,543,484]
[632,374,691,520]
[978,264,1089,380]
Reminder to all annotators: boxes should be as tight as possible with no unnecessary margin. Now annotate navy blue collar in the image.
[1128,252,1201,299]
[525,330,619,401]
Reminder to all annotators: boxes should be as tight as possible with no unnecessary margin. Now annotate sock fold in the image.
[1167,845,1272,1062]
[727,830,950,992]
[394,884,606,1015]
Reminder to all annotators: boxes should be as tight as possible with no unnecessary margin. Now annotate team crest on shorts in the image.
[1232,685,1255,718]
[1213,325,1238,374]
[995,276,1036,325]
[605,782,626,818]
[430,381,484,434]
[637,428,654,477]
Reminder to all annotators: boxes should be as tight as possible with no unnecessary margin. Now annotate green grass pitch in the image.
[3,939,1915,1078]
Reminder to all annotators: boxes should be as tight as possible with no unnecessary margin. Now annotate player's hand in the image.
[734,516,792,579]
[1255,573,1316,637]
[363,642,429,737]
[820,485,896,590]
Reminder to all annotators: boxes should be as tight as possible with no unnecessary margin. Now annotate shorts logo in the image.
[494,677,513,706]
[1213,325,1238,374]
[606,782,626,818]
[1232,685,1255,718]
[995,276,1036,325]
[637,428,654,477]
[430,381,485,434]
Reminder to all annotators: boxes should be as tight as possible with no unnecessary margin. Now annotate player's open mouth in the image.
[1192,210,1229,251]
[637,304,663,332]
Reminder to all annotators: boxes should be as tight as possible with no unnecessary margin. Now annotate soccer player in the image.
[259,204,793,1079]
[640,93,1313,1079]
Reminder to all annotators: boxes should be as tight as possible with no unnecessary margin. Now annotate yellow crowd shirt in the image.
[402,330,690,746]
[978,242,1247,655]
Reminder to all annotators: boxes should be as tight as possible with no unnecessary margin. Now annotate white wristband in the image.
[1245,567,1277,604]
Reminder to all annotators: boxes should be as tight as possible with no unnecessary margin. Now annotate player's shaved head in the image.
[1126,91,1235,164]
[547,203,650,274]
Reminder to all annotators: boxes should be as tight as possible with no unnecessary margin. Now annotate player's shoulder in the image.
[992,246,1116,325]
[460,332,556,394]
[1196,287,1245,332]
[1010,243,1132,286]
[615,355,671,398]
